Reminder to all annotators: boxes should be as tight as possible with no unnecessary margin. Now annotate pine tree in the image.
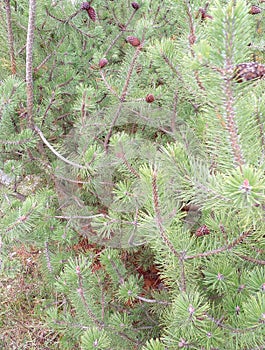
[1,0,265,349]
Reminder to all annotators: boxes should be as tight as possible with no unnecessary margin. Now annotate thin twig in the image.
[33,125,86,169]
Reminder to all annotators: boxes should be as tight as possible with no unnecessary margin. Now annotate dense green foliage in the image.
[1,0,265,349]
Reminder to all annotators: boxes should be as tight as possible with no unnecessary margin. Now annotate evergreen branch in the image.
[171,85,179,133]
[179,251,187,292]
[235,254,265,265]
[44,241,53,273]
[185,0,205,91]
[109,258,125,285]
[26,0,36,128]
[0,138,32,145]
[116,150,140,178]
[34,36,66,74]
[255,110,265,165]
[5,203,37,234]
[33,125,86,169]
[45,8,93,38]
[223,72,244,168]
[41,90,56,127]
[185,230,250,260]
[54,320,90,330]
[103,9,138,57]
[120,43,143,103]
[54,214,105,220]
[76,267,104,329]
[104,43,142,150]
[221,2,244,168]
[151,166,179,257]
[205,312,264,334]
[4,0,16,74]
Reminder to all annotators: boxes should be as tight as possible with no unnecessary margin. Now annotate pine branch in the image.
[26,0,36,128]
[185,230,251,260]
[103,8,138,57]
[223,70,244,168]
[44,241,53,273]
[151,166,179,258]
[235,254,265,265]
[34,36,66,74]
[4,0,16,74]
[103,43,143,150]
[76,266,104,329]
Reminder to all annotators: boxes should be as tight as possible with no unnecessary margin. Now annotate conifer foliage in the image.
[1,0,265,349]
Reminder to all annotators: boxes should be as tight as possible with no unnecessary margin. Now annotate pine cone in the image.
[81,2,96,22]
[88,6,96,21]
[81,2,90,10]
[126,36,141,47]
[195,225,210,237]
[145,94,155,103]
[131,2,140,10]
[233,62,265,82]
[249,5,262,14]
[99,58,108,68]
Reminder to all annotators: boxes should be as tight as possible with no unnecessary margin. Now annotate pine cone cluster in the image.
[233,62,265,82]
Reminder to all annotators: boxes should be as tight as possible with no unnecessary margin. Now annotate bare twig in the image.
[33,125,86,169]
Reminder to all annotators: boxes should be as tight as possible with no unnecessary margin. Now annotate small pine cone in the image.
[81,2,90,10]
[131,2,140,10]
[88,6,96,21]
[249,5,262,14]
[197,8,213,21]
[145,94,155,103]
[99,58,108,68]
[126,36,141,47]
[233,62,265,82]
[195,225,210,237]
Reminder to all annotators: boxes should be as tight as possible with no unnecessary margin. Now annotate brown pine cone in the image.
[233,62,265,82]
[145,94,155,103]
[131,2,140,10]
[249,5,262,14]
[195,225,210,237]
[88,6,96,21]
[81,2,90,10]
[81,2,96,21]
[99,58,108,68]
[126,36,141,47]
